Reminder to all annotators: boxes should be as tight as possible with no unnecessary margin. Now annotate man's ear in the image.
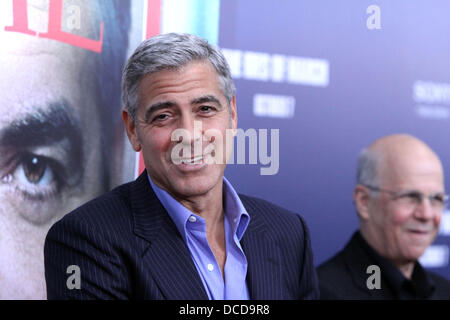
[122,109,142,152]
[354,184,371,221]
[230,96,238,135]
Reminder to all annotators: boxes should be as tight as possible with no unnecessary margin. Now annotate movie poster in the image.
[0,0,153,299]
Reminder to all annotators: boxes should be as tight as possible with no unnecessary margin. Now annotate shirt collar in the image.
[222,176,250,240]
[148,175,250,242]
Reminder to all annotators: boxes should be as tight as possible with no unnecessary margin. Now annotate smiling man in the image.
[317,134,450,299]
[44,33,319,300]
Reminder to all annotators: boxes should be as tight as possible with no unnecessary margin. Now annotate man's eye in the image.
[432,194,445,204]
[403,192,422,203]
[2,153,62,201]
[153,114,169,122]
[15,154,54,186]
[199,106,214,113]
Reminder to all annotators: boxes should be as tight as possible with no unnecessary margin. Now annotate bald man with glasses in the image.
[317,134,450,299]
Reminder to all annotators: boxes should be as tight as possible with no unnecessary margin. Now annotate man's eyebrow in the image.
[144,95,224,122]
[144,101,176,122]
[0,100,83,172]
[191,95,223,108]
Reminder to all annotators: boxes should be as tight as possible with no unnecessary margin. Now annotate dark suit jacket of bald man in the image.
[44,170,319,300]
[317,232,450,299]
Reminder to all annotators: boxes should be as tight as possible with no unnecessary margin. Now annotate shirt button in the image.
[207,264,214,272]
[189,216,197,223]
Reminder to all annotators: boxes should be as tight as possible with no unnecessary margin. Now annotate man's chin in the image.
[172,185,212,198]
[169,177,221,199]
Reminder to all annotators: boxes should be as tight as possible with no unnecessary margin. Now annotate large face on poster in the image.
[0,0,131,298]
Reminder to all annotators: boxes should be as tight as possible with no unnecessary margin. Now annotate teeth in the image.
[181,156,203,165]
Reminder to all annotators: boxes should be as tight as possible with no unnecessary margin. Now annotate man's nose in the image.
[413,197,437,221]
[178,116,203,145]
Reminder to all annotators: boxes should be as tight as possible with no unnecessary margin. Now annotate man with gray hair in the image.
[317,134,450,299]
[44,33,319,300]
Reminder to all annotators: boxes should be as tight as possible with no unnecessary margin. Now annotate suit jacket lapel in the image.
[241,197,284,299]
[130,171,208,300]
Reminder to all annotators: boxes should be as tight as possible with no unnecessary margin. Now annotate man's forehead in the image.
[0,92,79,125]
[0,34,66,58]
[145,60,218,80]
[139,62,222,97]
[379,153,444,190]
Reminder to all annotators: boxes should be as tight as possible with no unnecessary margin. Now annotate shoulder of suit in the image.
[428,271,450,288]
[316,249,359,299]
[316,250,347,279]
[316,233,363,282]
[55,180,135,229]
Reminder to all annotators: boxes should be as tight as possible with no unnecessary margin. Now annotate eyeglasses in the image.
[363,184,449,211]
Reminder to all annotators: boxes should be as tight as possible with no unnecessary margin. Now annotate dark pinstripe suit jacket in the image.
[44,171,319,300]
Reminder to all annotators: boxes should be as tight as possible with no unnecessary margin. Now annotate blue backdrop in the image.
[217,0,450,279]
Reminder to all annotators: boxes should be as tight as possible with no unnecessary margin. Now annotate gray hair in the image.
[122,33,236,120]
[356,147,381,187]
